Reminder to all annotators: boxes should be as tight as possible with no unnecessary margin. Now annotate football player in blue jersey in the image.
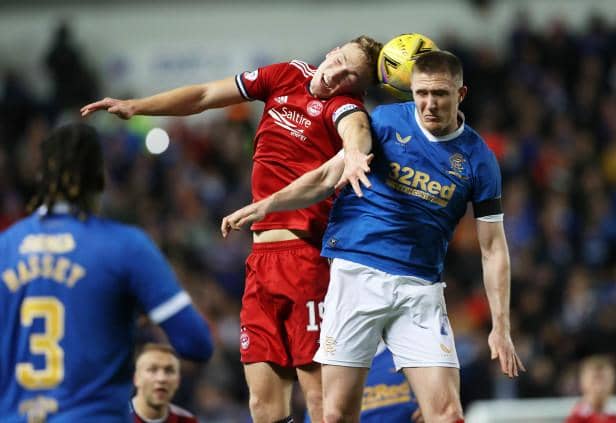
[0,123,213,422]
[222,50,525,423]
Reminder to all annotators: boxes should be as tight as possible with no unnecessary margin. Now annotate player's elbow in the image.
[160,306,215,362]
[170,328,214,362]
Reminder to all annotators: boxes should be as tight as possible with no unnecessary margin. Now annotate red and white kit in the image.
[235,60,365,366]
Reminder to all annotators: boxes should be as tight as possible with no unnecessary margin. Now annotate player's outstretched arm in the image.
[80,77,244,119]
[477,220,526,378]
[334,111,374,197]
[221,153,356,237]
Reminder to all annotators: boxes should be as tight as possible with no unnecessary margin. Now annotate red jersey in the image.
[132,402,197,423]
[235,60,365,237]
[566,402,616,423]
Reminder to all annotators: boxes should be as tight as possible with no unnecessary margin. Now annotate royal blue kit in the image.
[322,102,502,282]
[0,209,201,422]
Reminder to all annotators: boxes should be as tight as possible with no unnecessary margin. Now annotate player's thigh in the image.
[402,367,462,417]
[296,363,323,420]
[244,362,295,402]
[315,259,391,367]
[322,364,369,417]
[296,362,322,395]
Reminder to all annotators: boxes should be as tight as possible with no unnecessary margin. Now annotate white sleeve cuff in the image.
[148,291,191,324]
[476,213,504,223]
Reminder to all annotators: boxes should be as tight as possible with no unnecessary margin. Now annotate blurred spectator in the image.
[131,343,199,423]
[565,355,616,422]
[44,21,99,112]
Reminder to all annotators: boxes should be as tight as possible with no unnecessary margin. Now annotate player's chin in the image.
[422,120,438,130]
[152,390,171,402]
[316,88,334,99]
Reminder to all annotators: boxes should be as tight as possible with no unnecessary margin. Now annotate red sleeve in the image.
[235,62,289,102]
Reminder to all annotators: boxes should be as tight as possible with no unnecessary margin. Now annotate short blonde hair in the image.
[135,343,178,362]
[349,35,383,85]
[580,355,614,375]
[413,50,463,85]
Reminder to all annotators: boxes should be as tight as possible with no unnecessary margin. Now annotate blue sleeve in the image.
[125,229,183,313]
[159,306,214,362]
[472,144,502,204]
[125,229,213,361]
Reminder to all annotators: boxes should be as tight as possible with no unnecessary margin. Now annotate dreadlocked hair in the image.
[28,122,105,219]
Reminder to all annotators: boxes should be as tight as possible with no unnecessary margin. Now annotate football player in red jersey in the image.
[566,355,616,423]
[82,36,382,423]
[131,343,198,423]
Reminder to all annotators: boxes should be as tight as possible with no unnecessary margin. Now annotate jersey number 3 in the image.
[16,297,65,389]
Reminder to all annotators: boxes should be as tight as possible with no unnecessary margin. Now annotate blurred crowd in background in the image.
[1,9,615,422]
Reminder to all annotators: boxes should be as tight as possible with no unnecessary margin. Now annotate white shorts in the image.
[314,258,459,370]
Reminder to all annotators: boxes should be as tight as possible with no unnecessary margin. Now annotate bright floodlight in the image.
[145,128,170,154]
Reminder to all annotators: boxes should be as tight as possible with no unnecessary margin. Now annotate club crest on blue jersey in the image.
[447,153,468,180]
[18,396,58,422]
[440,320,448,336]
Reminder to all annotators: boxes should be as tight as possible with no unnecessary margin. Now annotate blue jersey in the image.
[322,102,502,281]
[305,347,418,422]
[0,208,194,422]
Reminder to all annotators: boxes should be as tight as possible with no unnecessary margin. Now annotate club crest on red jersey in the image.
[307,100,324,117]
[240,332,250,350]
[243,70,258,81]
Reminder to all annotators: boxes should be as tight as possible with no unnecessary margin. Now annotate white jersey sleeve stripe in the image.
[235,74,252,100]
[149,291,191,324]
[290,60,315,77]
[291,60,313,73]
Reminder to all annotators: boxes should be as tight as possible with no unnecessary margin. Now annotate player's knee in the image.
[248,394,274,421]
[323,410,343,423]
[431,403,464,423]
[248,393,291,423]
[323,408,356,423]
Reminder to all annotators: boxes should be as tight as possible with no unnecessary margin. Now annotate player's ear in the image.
[458,86,468,103]
[133,367,140,388]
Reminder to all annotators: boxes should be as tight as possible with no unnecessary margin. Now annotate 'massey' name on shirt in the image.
[2,233,86,293]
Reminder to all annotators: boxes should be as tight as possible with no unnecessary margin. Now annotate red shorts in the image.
[239,238,329,367]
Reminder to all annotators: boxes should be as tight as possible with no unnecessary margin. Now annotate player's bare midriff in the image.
[253,229,311,243]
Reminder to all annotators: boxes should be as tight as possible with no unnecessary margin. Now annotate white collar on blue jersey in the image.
[37,201,72,216]
[414,107,465,142]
